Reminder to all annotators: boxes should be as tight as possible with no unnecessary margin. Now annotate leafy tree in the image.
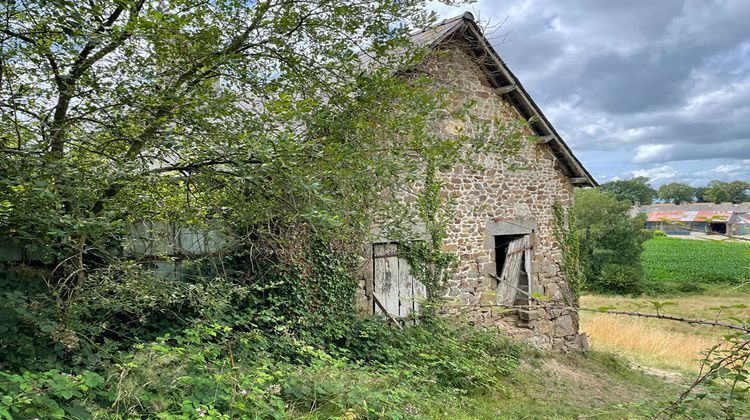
[1,0,529,371]
[0,0,444,258]
[574,189,650,294]
[704,181,731,203]
[658,182,694,204]
[703,180,750,203]
[694,186,709,203]
[726,180,750,203]
[598,176,657,205]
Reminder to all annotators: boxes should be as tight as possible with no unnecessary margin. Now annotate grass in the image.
[580,312,719,372]
[406,351,685,419]
[580,293,750,372]
[574,236,750,416]
[642,236,750,293]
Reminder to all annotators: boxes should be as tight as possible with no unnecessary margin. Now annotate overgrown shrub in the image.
[0,369,108,419]
[0,318,523,418]
[225,240,361,350]
[0,261,242,371]
[598,263,643,295]
[574,189,650,294]
[345,317,522,392]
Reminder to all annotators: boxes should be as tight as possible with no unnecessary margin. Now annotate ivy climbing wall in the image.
[360,40,589,352]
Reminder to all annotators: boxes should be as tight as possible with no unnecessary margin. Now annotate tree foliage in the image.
[658,182,694,204]
[0,0,533,375]
[574,189,651,294]
[0,0,448,262]
[598,176,657,205]
[702,180,750,204]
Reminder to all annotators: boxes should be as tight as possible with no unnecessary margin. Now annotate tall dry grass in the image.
[580,312,722,372]
[578,294,750,373]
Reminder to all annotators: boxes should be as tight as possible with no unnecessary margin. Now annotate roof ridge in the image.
[410,12,474,36]
[408,11,597,186]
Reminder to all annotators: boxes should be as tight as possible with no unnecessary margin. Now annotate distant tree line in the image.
[598,177,750,205]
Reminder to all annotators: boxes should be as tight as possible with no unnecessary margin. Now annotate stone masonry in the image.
[425,44,586,351]
[359,17,592,352]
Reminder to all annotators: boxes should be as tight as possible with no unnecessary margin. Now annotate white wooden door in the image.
[373,243,424,318]
[373,243,400,316]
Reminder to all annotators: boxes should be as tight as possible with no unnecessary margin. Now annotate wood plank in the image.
[524,247,532,301]
[513,247,533,307]
[496,236,528,306]
[373,244,400,317]
[494,84,517,95]
[398,256,413,317]
[539,135,554,143]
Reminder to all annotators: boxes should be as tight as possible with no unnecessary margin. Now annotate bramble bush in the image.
[345,316,522,393]
[0,319,524,418]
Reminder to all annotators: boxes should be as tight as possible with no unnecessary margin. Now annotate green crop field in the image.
[642,237,750,293]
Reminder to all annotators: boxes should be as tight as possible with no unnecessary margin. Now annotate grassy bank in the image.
[642,236,750,294]
[424,351,686,419]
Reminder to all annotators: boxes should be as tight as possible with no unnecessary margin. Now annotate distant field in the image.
[581,293,750,372]
[642,236,750,293]
[581,236,750,386]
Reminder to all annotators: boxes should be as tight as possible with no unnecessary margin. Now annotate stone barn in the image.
[358,13,597,351]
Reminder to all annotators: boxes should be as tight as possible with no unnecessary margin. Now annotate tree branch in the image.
[149,158,262,174]
[48,0,145,159]
[89,2,273,215]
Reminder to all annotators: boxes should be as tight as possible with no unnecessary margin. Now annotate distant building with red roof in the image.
[634,203,749,236]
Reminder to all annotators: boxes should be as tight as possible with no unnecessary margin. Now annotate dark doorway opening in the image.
[494,235,523,280]
[494,234,531,307]
[709,222,727,234]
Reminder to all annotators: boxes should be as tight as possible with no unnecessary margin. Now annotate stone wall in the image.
[428,43,585,351]
[360,40,588,351]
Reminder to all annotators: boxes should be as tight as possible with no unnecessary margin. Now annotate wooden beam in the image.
[494,84,516,95]
[538,135,554,143]
[570,177,588,184]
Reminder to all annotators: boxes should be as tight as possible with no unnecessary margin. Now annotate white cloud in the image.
[633,144,674,163]
[630,165,678,181]
[712,164,742,173]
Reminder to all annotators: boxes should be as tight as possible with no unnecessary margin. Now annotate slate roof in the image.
[410,12,597,187]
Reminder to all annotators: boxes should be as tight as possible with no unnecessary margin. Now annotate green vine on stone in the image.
[397,161,458,316]
[552,201,584,304]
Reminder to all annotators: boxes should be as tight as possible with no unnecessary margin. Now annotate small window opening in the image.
[493,234,531,308]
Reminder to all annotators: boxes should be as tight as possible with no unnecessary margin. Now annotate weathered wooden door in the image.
[372,243,425,317]
[496,236,531,306]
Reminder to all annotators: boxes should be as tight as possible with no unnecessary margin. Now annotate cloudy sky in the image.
[429,0,750,186]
